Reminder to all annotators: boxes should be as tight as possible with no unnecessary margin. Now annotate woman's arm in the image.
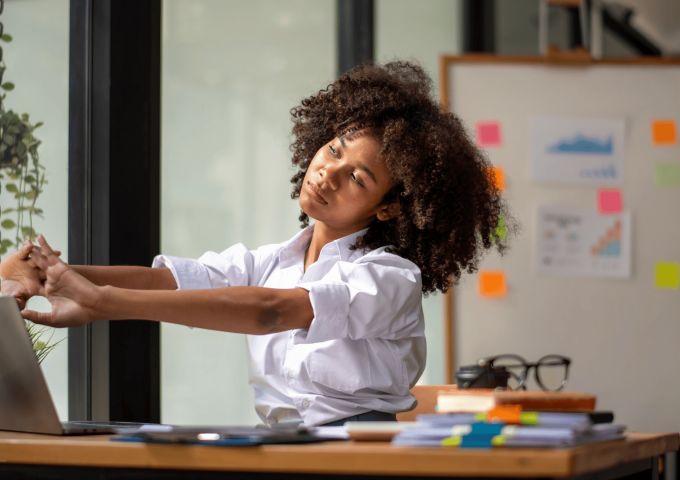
[70,265,177,290]
[0,240,175,302]
[23,235,313,334]
[97,285,313,334]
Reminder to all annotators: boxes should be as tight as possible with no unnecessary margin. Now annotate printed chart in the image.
[536,206,632,278]
[531,116,626,185]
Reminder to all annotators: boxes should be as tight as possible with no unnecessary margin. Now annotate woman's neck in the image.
[304,222,365,270]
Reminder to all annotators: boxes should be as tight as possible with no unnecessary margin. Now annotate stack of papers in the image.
[392,410,625,448]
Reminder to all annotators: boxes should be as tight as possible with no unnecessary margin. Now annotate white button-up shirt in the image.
[152,226,426,426]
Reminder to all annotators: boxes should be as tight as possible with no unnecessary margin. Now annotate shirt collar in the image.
[277,224,369,268]
[319,226,368,263]
[277,226,314,268]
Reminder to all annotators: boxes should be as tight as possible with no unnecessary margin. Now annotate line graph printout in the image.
[531,116,626,185]
[536,206,632,278]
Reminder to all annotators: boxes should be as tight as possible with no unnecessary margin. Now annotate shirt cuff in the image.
[296,282,350,343]
[152,255,212,291]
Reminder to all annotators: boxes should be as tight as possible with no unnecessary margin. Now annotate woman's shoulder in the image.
[354,244,421,274]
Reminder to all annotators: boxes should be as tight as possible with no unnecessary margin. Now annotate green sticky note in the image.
[655,263,680,289]
[495,213,507,242]
[656,163,680,188]
[520,412,539,425]
[442,436,461,447]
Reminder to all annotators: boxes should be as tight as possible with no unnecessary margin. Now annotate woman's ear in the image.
[376,201,401,222]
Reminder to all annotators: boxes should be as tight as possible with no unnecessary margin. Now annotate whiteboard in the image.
[442,55,680,432]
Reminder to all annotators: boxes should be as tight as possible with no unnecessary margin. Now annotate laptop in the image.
[0,295,151,435]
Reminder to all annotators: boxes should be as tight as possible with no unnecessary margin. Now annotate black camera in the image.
[455,363,510,389]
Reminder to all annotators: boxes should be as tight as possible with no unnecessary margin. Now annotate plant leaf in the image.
[21,226,36,237]
[1,219,16,229]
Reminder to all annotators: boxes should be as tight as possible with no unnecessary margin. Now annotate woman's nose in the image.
[320,165,340,190]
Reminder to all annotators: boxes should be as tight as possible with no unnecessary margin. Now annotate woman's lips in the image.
[306,181,328,205]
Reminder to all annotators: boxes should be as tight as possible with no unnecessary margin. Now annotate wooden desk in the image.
[0,431,677,479]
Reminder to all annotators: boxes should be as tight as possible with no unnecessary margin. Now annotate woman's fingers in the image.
[21,309,53,325]
[37,234,57,257]
[18,241,34,259]
[35,266,47,283]
[14,296,27,311]
[30,246,49,271]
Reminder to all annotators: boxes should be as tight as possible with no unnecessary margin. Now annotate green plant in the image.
[26,322,62,364]
[0,1,54,362]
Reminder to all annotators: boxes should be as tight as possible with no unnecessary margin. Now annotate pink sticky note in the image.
[476,122,502,147]
[598,188,622,214]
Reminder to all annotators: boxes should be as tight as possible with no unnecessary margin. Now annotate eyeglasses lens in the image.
[490,356,527,390]
[536,356,568,391]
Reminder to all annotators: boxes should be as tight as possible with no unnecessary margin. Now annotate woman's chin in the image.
[299,198,320,220]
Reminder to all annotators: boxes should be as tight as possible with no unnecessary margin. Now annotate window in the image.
[161,0,336,424]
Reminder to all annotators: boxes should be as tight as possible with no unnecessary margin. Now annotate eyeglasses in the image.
[478,354,571,392]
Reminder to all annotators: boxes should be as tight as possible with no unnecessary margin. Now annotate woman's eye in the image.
[350,172,365,187]
[328,144,338,156]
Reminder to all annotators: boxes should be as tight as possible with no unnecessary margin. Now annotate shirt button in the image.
[301,399,310,408]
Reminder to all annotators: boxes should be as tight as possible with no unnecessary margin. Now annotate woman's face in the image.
[299,132,396,237]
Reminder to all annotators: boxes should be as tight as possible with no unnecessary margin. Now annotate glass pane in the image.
[1,0,70,419]
[161,0,335,425]
[376,0,462,384]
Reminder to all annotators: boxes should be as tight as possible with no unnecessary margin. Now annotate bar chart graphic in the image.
[531,117,625,185]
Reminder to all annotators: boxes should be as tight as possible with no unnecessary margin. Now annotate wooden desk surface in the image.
[0,431,677,478]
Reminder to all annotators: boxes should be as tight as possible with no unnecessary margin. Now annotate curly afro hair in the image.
[289,61,511,294]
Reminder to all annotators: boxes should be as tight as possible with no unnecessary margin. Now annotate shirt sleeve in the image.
[296,250,423,342]
[152,243,261,290]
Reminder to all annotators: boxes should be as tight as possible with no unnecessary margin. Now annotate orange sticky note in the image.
[479,271,507,298]
[652,120,677,145]
[489,166,506,191]
[476,121,502,147]
[597,188,622,214]
[487,405,522,423]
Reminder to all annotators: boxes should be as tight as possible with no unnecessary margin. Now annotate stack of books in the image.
[392,390,625,448]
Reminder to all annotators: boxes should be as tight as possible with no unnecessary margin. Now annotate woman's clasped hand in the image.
[1,235,97,327]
